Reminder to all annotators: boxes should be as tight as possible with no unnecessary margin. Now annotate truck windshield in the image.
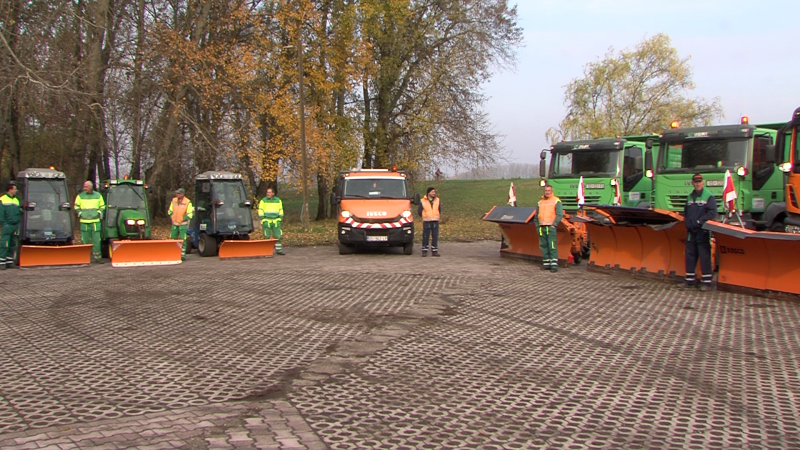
[25,180,72,236]
[343,178,408,199]
[549,150,621,178]
[213,181,251,229]
[659,138,749,173]
[107,184,146,209]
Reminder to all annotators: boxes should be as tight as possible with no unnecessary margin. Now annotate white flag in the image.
[508,182,516,206]
[577,176,585,207]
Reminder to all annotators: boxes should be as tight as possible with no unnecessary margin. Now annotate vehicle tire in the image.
[403,242,413,255]
[185,238,193,255]
[198,233,218,257]
[769,221,785,232]
[101,239,111,259]
[338,241,354,255]
[240,234,250,241]
[572,251,582,264]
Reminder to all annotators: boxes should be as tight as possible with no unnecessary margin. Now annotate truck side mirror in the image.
[539,149,548,178]
[59,202,71,211]
[23,201,36,211]
[645,138,653,150]
[412,193,420,205]
[645,149,654,173]
[241,201,252,208]
[766,144,778,163]
[330,192,339,205]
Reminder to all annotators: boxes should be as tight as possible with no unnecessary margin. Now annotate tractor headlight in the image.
[126,219,135,225]
[341,210,351,218]
[401,210,411,218]
[136,219,145,225]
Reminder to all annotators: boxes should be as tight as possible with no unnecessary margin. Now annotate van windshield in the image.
[343,178,408,199]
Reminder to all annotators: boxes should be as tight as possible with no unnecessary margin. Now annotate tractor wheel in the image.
[198,233,218,257]
[572,251,582,264]
[403,242,413,255]
[769,221,786,232]
[101,239,111,259]
[338,242,354,255]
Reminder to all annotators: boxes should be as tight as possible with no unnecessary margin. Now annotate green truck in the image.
[645,120,786,230]
[539,136,658,211]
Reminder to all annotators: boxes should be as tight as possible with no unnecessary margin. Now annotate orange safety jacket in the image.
[169,197,193,225]
[536,195,562,226]
[420,197,440,221]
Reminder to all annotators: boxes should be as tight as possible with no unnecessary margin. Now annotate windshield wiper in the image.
[343,194,369,198]
[125,184,145,201]
[45,180,63,202]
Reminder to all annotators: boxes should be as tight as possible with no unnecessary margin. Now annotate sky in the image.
[482,0,800,166]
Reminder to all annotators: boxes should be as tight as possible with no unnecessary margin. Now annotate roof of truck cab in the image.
[339,170,408,178]
[17,168,66,179]
[196,171,243,180]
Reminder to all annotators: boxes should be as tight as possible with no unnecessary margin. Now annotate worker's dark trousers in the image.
[685,230,713,286]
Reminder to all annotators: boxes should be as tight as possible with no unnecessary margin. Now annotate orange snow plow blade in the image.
[110,239,183,267]
[704,221,800,296]
[218,239,277,259]
[482,206,578,267]
[18,244,93,267]
[581,207,687,278]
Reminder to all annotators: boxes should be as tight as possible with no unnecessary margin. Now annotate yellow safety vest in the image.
[169,197,194,225]
[537,195,561,226]
[74,191,105,224]
[421,197,440,221]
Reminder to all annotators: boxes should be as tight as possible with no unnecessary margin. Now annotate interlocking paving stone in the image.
[0,241,798,448]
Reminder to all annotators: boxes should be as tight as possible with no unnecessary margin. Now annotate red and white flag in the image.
[613,180,621,205]
[723,169,737,211]
[577,176,585,207]
[507,182,516,206]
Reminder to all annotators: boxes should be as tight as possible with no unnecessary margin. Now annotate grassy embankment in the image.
[152,178,544,246]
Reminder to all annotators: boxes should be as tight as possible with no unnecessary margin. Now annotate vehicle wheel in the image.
[185,238,193,255]
[198,233,218,257]
[101,239,111,259]
[581,243,591,260]
[403,242,413,255]
[240,234,250,241]
[769,221,785,232]
[338,242,354,255]
[572,251,582,264]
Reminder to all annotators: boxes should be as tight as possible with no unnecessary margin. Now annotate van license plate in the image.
[366,236,388,242]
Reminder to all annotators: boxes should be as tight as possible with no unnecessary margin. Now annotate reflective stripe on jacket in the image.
[421,197,440,221]
[169,197,194,225]
[74,191,105,223]
[0,194,21,227]
[536,195,562,226]
[258,197,284,221]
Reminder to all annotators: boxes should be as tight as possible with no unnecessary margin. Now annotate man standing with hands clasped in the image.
[680,173,717,291]
[534,184,563,272]
[74,181,105,264]
[258,187,285,255]
[418,187,441,257]
[169,188,194,261]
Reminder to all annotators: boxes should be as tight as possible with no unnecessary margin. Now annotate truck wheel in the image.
[338,242,354,255]
[572,251,582,264]
[198,233,218,257]
[769,221,785,232]
[403,242,413,255]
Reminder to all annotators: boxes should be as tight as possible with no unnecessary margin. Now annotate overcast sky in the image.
[482,0,800,165]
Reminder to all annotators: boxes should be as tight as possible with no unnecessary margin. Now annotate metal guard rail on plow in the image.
[575,206,695,279]
[703,221,800,297]
[218,239,278,259]
[482,206,583,267]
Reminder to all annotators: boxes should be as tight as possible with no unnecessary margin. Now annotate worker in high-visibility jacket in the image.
[0,181,21,269]
[417,187,441,257]
[533,184,563,272]
[168,188,194,261]
[74,180,106,263]
[258,187,285,255]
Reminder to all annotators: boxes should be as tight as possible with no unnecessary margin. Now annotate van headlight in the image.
[401,210,411,218]
[341,211,351,218]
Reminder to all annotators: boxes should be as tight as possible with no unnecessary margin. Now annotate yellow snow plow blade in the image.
[704,221,800,296]
[18,244,93,267]
[110,239,183,267]
[218,239,277,259]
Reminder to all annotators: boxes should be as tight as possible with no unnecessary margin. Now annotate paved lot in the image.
[1,240,799,449]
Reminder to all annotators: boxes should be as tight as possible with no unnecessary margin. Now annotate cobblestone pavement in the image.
[1,240,799,449]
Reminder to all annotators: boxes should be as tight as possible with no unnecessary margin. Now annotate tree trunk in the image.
[315,172,328,220]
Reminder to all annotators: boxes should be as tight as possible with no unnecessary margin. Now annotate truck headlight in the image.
[341,210,351,218]
[401,210,411,218]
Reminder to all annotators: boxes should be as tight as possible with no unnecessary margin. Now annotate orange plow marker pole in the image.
[110,240,183,267]
[218,239,277,259]
[18,244,93,267]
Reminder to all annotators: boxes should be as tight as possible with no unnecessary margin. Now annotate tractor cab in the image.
[16,168,74,245]
[191,171,254,256]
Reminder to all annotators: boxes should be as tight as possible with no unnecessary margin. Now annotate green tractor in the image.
[99,178,152,258]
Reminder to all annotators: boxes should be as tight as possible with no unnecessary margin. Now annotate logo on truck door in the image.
[366,211,388,217]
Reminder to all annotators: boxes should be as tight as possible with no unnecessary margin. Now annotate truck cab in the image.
[16,168,74,245]
[540,136,656,211]
[190,171,254,256]
[777,107,800,232]
[331,168,419,255]
[653,120,784,230]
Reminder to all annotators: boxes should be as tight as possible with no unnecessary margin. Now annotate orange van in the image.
[331,168,420,254]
